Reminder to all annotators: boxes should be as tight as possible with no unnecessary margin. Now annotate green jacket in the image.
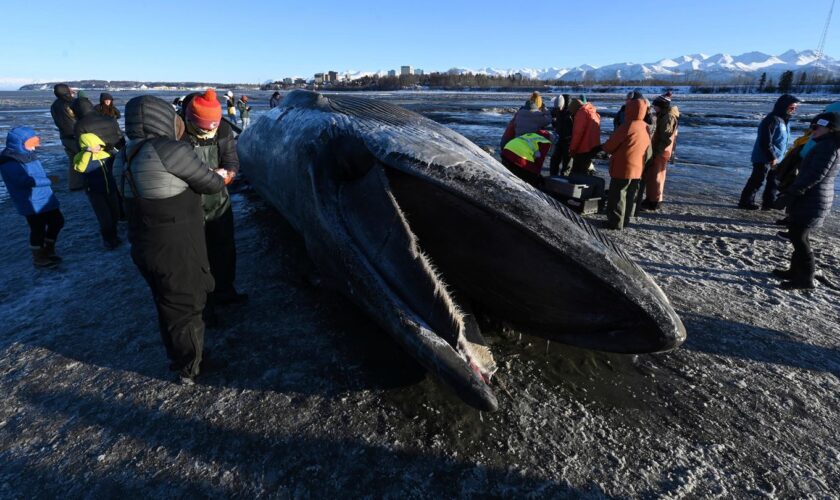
[236,100,250,119]
[651,106,679,158]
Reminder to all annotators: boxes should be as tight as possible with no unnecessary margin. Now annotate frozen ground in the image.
[0,92,839,497]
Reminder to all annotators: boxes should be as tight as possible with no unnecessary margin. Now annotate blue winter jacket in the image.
[750,94,799,164]
[787,131,840,229]
[0,127,60,216]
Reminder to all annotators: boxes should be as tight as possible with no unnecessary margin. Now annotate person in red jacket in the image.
[500,130,552,187]
[568,97,601,174]
[595,98,652,230]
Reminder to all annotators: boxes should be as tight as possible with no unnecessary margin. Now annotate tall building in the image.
[328,71,338,83]
[314,73,324,83]
[401,65,413,76]
[415,69,424,76]
[387,69,397,77]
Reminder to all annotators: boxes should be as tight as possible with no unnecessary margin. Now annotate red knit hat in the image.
[187,89,222,130]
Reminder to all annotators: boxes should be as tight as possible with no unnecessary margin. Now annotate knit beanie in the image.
[187,89,223,130]
[813,111,839,130]
[552,95,565,110]
[653,94,671,109]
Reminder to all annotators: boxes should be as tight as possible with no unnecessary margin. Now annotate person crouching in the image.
[116,95,226,384]
[0,127,65,267]
[595,98,652,230]
[501,131,552,188]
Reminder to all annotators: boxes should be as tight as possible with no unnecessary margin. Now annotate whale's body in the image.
[237,90,686,410]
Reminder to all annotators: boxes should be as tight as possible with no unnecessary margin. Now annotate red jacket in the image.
[570,103,601,155]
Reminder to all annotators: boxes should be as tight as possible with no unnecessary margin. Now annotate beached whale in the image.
[237,90,686,411]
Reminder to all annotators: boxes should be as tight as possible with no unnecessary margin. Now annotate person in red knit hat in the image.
[186,89,223,130]
[180,89,247,324]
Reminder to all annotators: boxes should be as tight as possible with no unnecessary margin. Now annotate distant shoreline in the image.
[16,82,840,96]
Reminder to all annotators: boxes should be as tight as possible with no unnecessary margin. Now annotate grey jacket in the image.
[513,105,552,137]
[115,95,224,200]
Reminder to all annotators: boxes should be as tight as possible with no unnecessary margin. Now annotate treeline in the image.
[19,80,262,91]
[264,69,840,94]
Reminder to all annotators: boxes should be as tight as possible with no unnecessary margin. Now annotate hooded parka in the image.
[116,95,225,379]
[602,99,652,180]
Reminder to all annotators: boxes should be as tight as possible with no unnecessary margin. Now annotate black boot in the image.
[43,239,62,263]
[779,251,815,290]
[31,247,57,268]
[771,268,795,279]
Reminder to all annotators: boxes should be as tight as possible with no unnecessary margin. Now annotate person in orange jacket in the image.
[568,97,601,174]
[593,97,652,230]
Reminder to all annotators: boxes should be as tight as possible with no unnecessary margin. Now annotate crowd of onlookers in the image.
[498,90,840,290]
[0,85,838,384]
[0,84,251,384]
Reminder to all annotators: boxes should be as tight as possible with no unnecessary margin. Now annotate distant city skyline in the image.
[0,0,837,89]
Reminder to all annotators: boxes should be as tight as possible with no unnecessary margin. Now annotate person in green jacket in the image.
[237,95,251,130]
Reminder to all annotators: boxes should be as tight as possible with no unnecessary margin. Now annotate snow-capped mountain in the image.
[439,50,840,83]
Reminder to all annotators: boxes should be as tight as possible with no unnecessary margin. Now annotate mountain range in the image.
[343,49,840,84]
[10,49,840,90]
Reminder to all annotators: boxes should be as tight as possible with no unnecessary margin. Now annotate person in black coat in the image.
[73,97,126,248]
[116,95,226,383]
[94,92,121,119]
[549,93,573,176]
[772,112,840,290]
[50,83,86,190]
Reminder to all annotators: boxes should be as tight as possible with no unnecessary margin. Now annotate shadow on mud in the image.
[679,312,840,377]
[7,384,615,498]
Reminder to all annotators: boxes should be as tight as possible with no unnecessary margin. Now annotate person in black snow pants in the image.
[180,89,248,327]
[73,96,126,249]
[738,94,800,210]
[0,127,65,268]
[771,112,840,290]
[115,95,226,384]
[549,94,573,176]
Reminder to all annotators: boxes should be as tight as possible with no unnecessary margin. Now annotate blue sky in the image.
[1,0,837,87]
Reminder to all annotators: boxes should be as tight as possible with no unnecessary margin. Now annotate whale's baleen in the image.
[237,90,686,411]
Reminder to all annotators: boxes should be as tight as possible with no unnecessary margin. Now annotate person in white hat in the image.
[225,90,237,125]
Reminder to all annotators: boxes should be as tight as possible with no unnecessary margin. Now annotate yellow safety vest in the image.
[503,133,551,162]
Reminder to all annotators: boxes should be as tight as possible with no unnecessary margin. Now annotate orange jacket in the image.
[602,99,652,180]
[569,102,601,155]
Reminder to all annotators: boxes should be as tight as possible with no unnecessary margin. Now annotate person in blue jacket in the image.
[738,94,800,210]
[772,112,840,289]
[0,127,65,267]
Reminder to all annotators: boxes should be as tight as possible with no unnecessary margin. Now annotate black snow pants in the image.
[127,189,214,377]
[25,209,65,247]
[787,224,815,284]
[739,162,778,209]
[205,204,238,298]
[549,140,571,176]
[86,188,121,243]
